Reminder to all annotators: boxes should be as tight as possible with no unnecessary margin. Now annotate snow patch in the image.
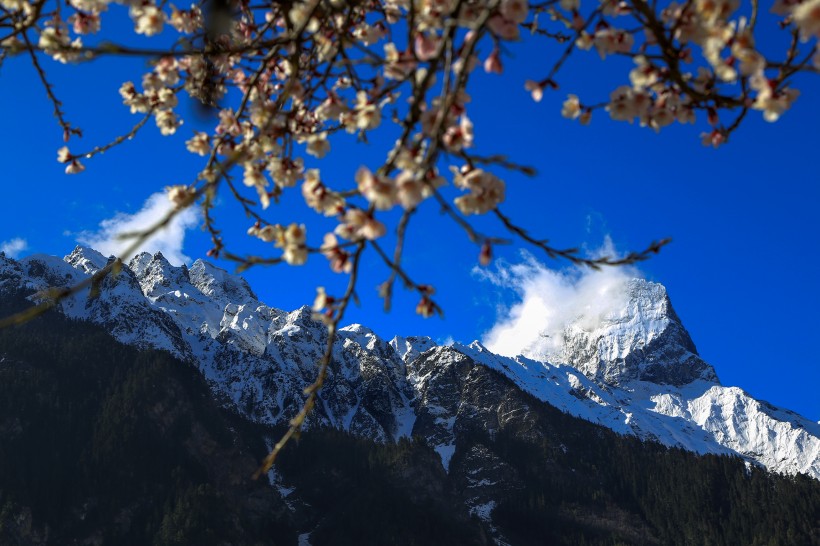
[435,443,456,471]
[470,500,496,521]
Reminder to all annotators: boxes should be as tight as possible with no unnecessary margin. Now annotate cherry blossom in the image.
[306,133,330,159]
[453,168,506,215]
[500,0,529,23]
[185,132,210,156]
[169,4,202,33]
[57,146,84,174]
[751,81,801,122]
[336,209,386,241]
[6,0,816,312]
[525,80,544,102]
[562,95,582,119]
[154,109,181,136]
[488,15,520,40]
[794,0,820,41]
[593,28,634,59]
[321,233,353,274]
[131,5,165,36]
[356,167,397,211]
[302,170,345,216]
[166,185,196,208]
[483,50,503,74]
[416,296,436,318]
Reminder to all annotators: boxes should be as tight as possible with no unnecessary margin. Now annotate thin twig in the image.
[380,209,414,312]
[494,207,671,269]
[22,31,80,141]
[252,241,365,479]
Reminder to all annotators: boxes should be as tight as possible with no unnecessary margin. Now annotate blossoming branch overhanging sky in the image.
[0,7,818,420]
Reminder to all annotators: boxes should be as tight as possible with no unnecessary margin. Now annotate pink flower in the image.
[794,0,820,41]
[525,80,544,102]
[483,50,503,74]
[132,5,165,36]
[416,296,436,318]
[500,0,529,23]
[356,166,396,210]
[561,95,582,119]
[414,32,440,61]
[321,233,353,273]
[700,130,726,148]
[488,15,520,40]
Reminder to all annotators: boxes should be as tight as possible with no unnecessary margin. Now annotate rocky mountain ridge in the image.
[1,246,818,488]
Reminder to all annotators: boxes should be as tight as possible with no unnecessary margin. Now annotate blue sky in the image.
[1,13,818,420]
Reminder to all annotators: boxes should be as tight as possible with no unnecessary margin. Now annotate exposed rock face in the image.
[1,246,818,494]
[544,279,718,387]
[58,247,415,443]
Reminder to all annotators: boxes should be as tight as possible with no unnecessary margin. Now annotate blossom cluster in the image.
[2,0,816,318]
[547,0,818,144]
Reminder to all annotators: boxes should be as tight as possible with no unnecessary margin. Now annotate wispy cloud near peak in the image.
[78,192,199,266]
[477,238,642,361]
[0,237,28,258]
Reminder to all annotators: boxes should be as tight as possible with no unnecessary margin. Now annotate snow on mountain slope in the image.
[0,247,414,441]
[0,246,817,480]
[64,245,108,275]
[390,335,437,363]
[638,381,820,477]
[15,251,192,359]
[520,279,719,387]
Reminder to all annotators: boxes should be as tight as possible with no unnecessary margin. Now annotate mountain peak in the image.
[340,323,376,337]
[128,251,190,299]
[64,245,109,275]
[189,259,258,305]
[390,335,437,363]
[488,276,716,387]
[552,277,718,386]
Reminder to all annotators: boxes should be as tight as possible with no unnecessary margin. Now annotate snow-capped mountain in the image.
[1,246,818,484]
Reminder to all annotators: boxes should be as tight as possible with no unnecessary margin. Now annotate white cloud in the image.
[478,238,641,361]
[0,237,28,258]
[438,335,456,347]
[78,192,199,266]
